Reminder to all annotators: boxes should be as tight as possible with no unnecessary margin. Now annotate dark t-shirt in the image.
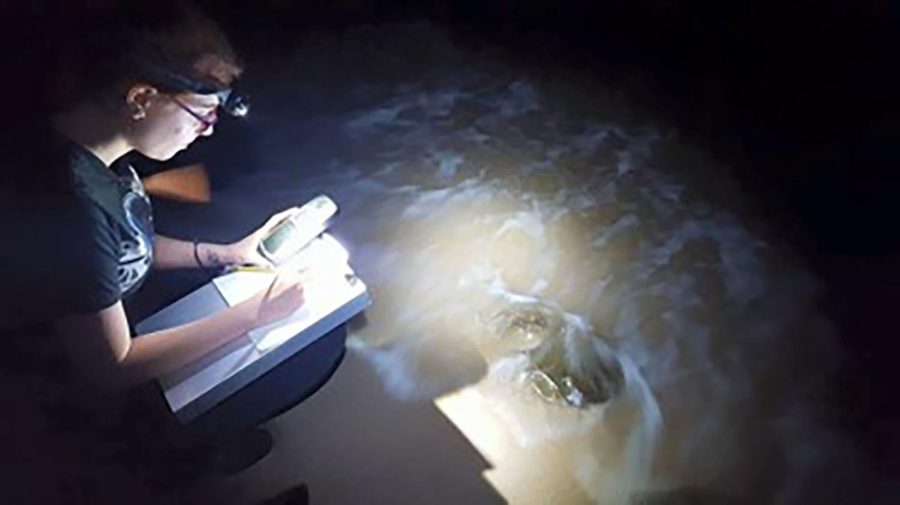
[0,130,163,486]
[0,124,154,331]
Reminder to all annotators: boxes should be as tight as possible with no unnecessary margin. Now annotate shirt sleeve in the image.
[62,201,123,313]
[19,196,123,316]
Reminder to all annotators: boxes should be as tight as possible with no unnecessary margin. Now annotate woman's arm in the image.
[152,235,235,270]
[56,270,307,389]
[152,208,301,271]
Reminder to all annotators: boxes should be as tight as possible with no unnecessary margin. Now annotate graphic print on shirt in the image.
[117,165,154,296]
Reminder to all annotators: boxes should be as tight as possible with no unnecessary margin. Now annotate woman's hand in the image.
[235,269,308,329]
[223,208,301,267]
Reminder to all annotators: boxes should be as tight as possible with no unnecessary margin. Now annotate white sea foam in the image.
[243,23,855,504]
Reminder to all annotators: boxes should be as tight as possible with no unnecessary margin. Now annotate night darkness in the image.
[0,1,897,503]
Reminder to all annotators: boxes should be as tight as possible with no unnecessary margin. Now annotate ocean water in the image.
[221,23,861,504]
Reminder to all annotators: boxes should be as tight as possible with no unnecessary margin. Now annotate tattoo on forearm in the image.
[203,244,223,267]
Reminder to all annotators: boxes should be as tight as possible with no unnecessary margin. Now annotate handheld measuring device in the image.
[257,195,338,265]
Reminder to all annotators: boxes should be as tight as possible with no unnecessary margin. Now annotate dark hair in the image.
[53,1,242,109]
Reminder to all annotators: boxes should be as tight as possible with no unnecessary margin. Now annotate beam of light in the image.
[341,187,663,503]
[259,36,851,500]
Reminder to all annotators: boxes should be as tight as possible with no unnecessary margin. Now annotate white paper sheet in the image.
[212,265,367,352]
[250,265,366,351]
[212,270,277,306]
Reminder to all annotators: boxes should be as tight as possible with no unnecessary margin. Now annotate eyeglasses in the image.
[170,95,218,132]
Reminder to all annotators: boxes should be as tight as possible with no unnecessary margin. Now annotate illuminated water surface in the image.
[217,24,857,504]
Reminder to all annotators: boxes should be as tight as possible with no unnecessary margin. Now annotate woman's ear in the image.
[125,84,158,120]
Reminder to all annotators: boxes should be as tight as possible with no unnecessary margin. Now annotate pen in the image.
[229,265,277,273]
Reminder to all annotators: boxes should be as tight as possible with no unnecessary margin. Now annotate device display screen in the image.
[260,221,297,259]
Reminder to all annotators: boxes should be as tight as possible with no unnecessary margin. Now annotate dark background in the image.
[1,0,897,488]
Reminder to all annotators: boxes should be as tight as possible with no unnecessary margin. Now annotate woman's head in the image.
[57,1,243,161]
[124,83,223,160]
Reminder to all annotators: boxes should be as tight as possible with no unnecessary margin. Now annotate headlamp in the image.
[133,59,251,117]
[217,88,250,117]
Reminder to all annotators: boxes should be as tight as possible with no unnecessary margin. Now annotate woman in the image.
[10,6,307,387]
[0,4,318,500]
